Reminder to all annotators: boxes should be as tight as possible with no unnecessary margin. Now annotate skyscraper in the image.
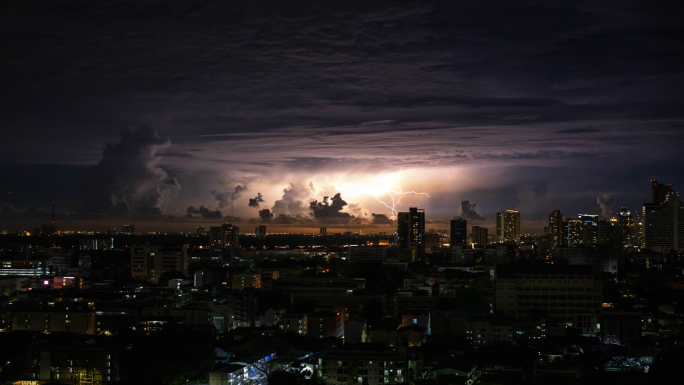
[209,224,240,249]
[450,218,467,245]
[566,218,583,247]
[651,179,673,205]
[578,214,599,245]
[255,225,267,236]
[548,210,563,249]
[643,182,684,252]
[472,226,488,246]
[397,207,425,252]
[123,225,135,235]
[617,207,634,247]
[496,210,520,243]
[196,226,205,236]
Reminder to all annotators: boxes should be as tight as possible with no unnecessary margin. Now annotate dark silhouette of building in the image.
[472,226,488,246]
[450,218,467,245]
[255,225,267,236]
[397,207,425,254]
[651,179,673,205]
[643,181,684,252]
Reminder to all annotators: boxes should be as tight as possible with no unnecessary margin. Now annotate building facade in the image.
[471,226,488,246]
[450,218,467,245]
[494,264,602,328]
[397,207,425,253]
[496,210,520,243]
[130,244,189,283]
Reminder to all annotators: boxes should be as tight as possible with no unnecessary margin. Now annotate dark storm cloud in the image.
[371,213,393,225]
[248,193,264,208]
[74,128,180,218]
[597,194,615,219]
[310,193,354,223]
[258,208,274,222]
[212,185,248,209]
[186,205,223,220]
[459,200,486,221]
[0,203,51,221]
[557,127,601,134]
[1,0,684,226]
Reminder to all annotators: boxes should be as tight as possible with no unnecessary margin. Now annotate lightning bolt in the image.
[373,169,429,217]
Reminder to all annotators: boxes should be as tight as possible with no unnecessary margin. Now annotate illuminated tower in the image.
[397,207,425,252]
[496,210,520,243]
[617,207,634,247]
[566,218,583,247]
[578,214,599,244]
[450,218,467,245]
[548,210,563,249]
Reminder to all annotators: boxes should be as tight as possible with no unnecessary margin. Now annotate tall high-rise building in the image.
[578,214,599,245]
[320,227,327,235]
[472,226,488,246]
[617,207,634,247]
[450,218,467,245]
[196,226,205,236]
[255,225,267,236]
[209,224,240,249]
[397,207,425,253]
[131,244,189,283]
[566,218,583,247]
[643,183,684,252]
[651,180,673,205]
[496,210,520,243]
[548,210,563,249]
[123,225,135,235]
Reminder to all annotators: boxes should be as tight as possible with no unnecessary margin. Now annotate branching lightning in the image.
[373,169,429,217]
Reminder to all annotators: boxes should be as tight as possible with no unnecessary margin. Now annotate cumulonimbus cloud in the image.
[459,200,485,221]
[75,127,180,218]
[212,185,248,209]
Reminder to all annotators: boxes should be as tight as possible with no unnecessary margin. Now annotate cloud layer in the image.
[1,0,684,232]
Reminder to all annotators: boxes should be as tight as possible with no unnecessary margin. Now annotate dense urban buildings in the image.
[2,180,684,384]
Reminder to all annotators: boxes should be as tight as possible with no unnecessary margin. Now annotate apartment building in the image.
[494,264,602,329]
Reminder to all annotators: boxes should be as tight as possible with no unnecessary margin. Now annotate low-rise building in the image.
[320,348,421,385]
[25,340,119,384]
[12,309,96,334]
[280,313,307,335]
[495,264,602,327]
[309,311,343,339]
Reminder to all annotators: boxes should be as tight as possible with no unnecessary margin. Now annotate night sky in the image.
[1,0,683,233]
